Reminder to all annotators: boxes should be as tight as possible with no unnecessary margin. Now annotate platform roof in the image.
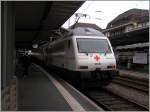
[15,1,84,48]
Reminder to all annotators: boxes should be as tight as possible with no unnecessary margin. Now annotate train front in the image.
[71,27,119,83]
[75,36,116,72]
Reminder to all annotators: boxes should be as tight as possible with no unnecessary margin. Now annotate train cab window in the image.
[76,38,112,53]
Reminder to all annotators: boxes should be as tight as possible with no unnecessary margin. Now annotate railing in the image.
[125,23,149,33]
[104,22,149,37]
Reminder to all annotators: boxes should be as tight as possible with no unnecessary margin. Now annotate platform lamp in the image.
[32,43,38,48]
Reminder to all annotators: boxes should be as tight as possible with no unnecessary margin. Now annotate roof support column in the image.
[1,1,15,89]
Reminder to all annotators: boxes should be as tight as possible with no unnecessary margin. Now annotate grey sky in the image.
[62,1,149,29]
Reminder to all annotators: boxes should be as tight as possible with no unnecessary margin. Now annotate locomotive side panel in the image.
[50,40,65,68]
[46,37,76,70]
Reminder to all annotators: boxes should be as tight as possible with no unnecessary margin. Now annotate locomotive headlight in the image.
[107,64,116,69]
[111,64,116,69]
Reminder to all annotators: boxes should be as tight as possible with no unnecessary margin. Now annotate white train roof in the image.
[68,27,105,36]
[41,27,107,48]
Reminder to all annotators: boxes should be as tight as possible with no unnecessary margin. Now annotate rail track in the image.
[83,88,148,111]
[112,75,149,92]
[45,67,148,111]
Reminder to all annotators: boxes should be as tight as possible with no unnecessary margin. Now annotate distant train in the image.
[32,27,118,84]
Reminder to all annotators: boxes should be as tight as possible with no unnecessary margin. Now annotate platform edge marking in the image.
[34,64,85,111]
[63,80,104,111]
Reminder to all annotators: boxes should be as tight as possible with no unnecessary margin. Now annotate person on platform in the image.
[21,51,31,77]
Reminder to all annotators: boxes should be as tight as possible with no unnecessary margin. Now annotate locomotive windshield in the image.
[77,38,112,53]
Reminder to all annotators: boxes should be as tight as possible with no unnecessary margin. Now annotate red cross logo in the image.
[94,55,100,61]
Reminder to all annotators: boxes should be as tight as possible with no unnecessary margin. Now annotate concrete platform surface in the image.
[17,63,102,111]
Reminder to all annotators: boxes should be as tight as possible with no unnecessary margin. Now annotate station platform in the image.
[118,69,149,81]
[17,63,102,111]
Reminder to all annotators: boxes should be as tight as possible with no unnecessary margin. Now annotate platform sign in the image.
[133,53,147,64]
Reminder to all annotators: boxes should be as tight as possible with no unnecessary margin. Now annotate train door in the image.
[65,39,74,70]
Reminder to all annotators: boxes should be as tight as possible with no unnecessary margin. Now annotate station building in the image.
[103,8,149,72]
